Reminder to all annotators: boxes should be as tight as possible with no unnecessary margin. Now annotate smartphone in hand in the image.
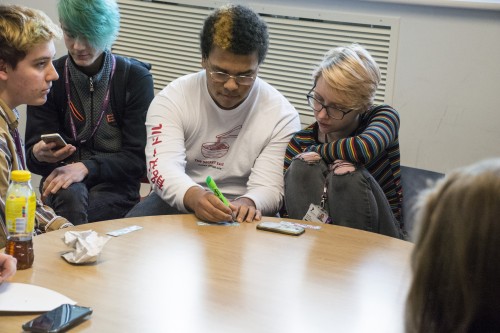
[41,133,67,149]
[22,304,92,333]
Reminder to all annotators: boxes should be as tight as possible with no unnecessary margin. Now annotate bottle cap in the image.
[11,170,31,182]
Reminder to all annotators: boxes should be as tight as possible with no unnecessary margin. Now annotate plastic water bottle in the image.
[5,170,36,270]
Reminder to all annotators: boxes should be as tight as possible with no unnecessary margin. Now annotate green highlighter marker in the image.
[206,176,230,206]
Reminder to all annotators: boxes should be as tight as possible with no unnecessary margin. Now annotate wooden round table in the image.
[1,215,413,332]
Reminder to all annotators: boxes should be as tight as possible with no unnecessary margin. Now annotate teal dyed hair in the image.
[58,0,119,50]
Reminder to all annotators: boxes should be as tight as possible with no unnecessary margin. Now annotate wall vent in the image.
[114,0,399,125]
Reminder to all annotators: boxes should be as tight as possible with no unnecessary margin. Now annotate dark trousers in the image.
[125,191,183,218]
[44,182,138,225]
[284,158,402,239]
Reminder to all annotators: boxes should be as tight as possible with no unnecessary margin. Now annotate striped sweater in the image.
[284,105,403,225]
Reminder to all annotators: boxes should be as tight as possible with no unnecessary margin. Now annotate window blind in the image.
[114,0,399,126]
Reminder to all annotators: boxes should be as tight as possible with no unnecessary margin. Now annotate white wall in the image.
[217,0,500,173]
[5,0,500,173]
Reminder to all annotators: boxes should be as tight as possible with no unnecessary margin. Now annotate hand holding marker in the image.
[206,176,229,206]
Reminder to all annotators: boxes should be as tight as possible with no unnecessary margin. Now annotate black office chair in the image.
[400,166,445,240]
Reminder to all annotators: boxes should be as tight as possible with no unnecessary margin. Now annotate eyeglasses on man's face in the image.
[206,62,257,86]
[306,90,354,120]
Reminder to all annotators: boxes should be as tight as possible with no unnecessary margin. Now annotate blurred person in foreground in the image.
[0,252,16,282]
[406,158,500,332]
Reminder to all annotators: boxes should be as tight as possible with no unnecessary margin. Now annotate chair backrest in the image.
[400,166,445,239]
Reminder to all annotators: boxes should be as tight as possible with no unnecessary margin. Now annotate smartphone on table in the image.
[22,304,92,333]
[257,221,305,236]
[41,133,67,149]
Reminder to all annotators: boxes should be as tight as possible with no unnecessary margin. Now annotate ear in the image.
[201,58,207,69]
[0,59,8,81]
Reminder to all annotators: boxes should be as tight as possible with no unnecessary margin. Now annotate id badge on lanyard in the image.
[303,178,333,224]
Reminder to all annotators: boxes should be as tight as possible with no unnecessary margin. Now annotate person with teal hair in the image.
[58,0,120,52]
[25,0,155,225]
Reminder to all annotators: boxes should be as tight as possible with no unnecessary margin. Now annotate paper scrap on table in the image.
[197,221,240,226]
[107,225,143,237]
[0,282,76,312]
[62,230,111,264]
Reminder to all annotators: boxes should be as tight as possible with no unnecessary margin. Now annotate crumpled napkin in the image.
[62,230,111,264]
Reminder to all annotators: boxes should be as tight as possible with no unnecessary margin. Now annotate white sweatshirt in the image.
[145,71,300,215]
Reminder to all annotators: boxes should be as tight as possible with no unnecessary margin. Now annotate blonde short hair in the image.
[0,5,62,68]
[406,158,500,332]
[312,43,381,112]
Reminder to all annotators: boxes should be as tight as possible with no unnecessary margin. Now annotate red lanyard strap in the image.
[64,55,116,145]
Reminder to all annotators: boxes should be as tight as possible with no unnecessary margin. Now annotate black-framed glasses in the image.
[306,89,354,120]
[206,62,257,86]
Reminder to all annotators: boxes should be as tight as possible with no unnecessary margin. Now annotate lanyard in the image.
[320,177,329,208]
[64,55,116,145]
[11,127,26,169]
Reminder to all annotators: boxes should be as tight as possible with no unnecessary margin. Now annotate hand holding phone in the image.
[22,304,92,333]
[41,133,67,149]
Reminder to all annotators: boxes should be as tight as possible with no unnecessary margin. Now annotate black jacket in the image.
[25,53,154,199]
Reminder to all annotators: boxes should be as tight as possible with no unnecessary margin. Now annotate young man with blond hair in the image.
[0,4,72,248]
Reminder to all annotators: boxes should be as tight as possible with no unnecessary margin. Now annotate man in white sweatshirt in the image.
[127,4,300,223]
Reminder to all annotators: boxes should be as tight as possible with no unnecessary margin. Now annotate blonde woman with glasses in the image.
[284,43,403,239]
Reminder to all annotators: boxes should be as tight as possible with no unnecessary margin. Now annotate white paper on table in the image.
[62,230,111,264]
[0,282,76,312]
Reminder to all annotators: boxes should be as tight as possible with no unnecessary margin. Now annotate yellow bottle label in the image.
[27,192,36,232]
[6,192,36,234]
[6,195,27,233]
